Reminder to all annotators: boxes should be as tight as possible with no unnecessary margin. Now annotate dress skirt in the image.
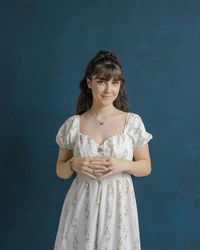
[54,172,141,250]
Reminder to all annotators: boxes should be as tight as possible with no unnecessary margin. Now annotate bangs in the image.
[92,63,122,81]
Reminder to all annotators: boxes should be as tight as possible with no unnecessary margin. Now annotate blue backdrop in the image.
[1,0,199,249]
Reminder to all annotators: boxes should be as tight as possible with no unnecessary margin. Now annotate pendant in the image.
[97,147,103,153]
[100,122,103,126]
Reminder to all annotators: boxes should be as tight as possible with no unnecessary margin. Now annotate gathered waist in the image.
[75,172,132,183]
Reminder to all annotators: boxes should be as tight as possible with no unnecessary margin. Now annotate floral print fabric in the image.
[54,112,153,250]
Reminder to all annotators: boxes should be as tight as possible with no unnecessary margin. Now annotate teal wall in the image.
[1,0,199,249]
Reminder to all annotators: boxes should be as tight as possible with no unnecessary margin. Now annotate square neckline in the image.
[77,112,130,147]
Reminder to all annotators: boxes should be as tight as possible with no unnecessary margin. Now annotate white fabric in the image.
[54,112,153,250]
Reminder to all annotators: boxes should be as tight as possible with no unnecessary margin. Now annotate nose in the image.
[104,83,112,93]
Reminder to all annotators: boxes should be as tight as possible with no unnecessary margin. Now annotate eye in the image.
[97,80,120,84]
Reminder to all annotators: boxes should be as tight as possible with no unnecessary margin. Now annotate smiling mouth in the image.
[102,96,112,98]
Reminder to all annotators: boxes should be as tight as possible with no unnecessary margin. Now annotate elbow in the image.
[56,164,61,178]
[56,165,65,179]
[56,164,72,180]
[145,161,152,176]
[56,170,70,179]
[56,168,63,179]
[146,169,151,176]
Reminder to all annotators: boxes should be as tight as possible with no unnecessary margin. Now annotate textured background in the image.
[0,0,199,249]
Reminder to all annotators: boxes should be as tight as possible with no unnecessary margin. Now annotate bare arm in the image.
[125,143,152,177]
[56,148,74,179]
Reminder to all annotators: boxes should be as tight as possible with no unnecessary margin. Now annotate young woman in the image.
[54,50,153,250]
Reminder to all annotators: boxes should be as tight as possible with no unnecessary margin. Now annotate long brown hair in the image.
[74,50,130,115]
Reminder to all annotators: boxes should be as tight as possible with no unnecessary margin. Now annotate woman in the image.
[54,50,153,250]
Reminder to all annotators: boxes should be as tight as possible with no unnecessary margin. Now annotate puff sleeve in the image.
[55,115,77,150]
[129,114,153,148]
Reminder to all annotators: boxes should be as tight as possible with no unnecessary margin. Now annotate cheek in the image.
[96,86,105,93]
[114,85,120,93]
[92,86,104,96]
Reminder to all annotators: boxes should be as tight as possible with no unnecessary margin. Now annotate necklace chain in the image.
[89,109,116,126]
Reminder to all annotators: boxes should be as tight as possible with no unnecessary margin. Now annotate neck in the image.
[88,104,116,118]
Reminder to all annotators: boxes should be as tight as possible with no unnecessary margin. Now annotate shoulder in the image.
[55,114,78,149]
[115,111,142,126]
[115,110,131,120]
[64,113,78,123]
[126,112,153,148]
[128,112,141,118]
[127,112,151,132]
[56,114,78,134]
[128,112,142,126]
[60,114,78,127]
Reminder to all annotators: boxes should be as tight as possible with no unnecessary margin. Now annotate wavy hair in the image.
[74,50,130,115]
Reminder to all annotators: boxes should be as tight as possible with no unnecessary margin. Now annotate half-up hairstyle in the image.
[74,50,130,115]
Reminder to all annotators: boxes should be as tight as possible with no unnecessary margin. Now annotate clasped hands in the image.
[71,156,126,180]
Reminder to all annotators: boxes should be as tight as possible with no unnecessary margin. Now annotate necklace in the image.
[90,109,116,126]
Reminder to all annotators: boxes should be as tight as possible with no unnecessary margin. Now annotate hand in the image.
[70,157,110,180]
[91,156,125,179]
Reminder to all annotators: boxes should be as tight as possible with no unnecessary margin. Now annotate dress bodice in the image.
[55,112,153,161]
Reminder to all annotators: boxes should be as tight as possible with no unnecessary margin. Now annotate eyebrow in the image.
[94,77,106,80]
[94,77,119,81]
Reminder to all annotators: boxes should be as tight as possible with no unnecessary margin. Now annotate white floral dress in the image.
[54,112,153,250]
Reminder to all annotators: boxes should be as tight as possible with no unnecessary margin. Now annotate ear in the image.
[86,77,92,89]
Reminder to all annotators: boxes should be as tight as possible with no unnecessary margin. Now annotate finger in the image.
[87,167,105,176]
[90,157,108,161]
[90,164,109,170]
[99,171,113,179]
[93,168,109,173]
[82,170,97,180]
[90,161,110,166]
[83,166,98,176]
[90,157,103,161]
[94,172,104,176]
[88,166,106,175]
[94,167,109,172]
[90,160,110,165]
